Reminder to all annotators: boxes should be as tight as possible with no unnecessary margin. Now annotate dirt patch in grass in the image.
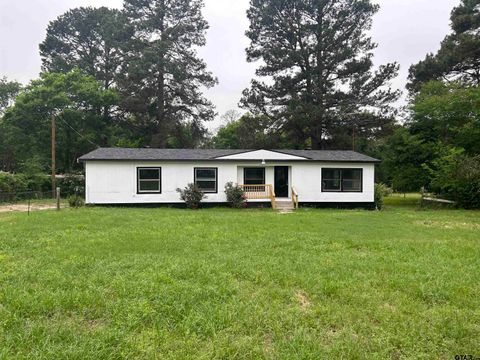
[0,203,57,213]
[263,332,274,356]
[381,303,397,312]
[295,290,311,311]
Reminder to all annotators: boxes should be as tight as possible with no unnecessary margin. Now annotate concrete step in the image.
[276,201,294,205]
[275,201,295,211]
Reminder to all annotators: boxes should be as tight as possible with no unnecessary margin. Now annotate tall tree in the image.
[40,7,130,92]
[0,77,21,116]
[0,70,118,173]
[220,109,243,126]
[409,81,480,155]
[241,0,399,150]
[408,0,480,91]
[0,77,22,171]
[377,128,440,192]
[212,113,291,149]
[122,0,217,148]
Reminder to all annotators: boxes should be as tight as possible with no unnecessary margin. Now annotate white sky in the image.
[0,0,459,128]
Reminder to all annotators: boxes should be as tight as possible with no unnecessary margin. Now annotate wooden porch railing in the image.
[291,187,299,209]
[239,184,276,209]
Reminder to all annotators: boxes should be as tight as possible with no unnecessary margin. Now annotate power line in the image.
[56,116,99,148]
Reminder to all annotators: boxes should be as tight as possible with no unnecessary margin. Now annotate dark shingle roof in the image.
[273,149,380,162]
[78,148,380,163]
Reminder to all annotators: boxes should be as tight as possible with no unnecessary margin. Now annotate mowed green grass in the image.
[0,199,479,359]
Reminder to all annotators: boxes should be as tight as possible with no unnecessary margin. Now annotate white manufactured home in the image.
[78,148,380,209]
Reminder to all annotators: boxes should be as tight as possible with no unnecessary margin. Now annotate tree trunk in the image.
[152,5,167,148]
[312,4,325,151]
[151,67,167,148]
[311,125,323,150]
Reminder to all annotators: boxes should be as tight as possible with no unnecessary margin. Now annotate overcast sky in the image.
[0,0,459,128]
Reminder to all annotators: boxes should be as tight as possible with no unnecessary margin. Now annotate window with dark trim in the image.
[137,167,161,193]
[194,168,218,193]
[322,168,363,192]
[244,168,265,185]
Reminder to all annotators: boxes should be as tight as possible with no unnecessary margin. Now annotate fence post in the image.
[56,187,61,211]
[420,187,425,208]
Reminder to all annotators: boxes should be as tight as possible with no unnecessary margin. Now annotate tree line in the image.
[0,0,479,207]
[212,0,480,207]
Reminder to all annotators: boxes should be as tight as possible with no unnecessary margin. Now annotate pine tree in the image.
[122,0,217,148]
[241,0,399,150]
[40,7,130,92]
[408,0,480,91]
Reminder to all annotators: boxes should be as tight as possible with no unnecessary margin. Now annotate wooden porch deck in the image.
[238,184,299,210]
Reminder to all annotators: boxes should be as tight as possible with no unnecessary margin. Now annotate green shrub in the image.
[0,171,53,203]
[25,173,51,192]
[224,182,246,208]
[68,195,85,208]
[377,183,393,197]
[58,174,85,197]
[429,151,480,209]
[0,172,20,193]
[176,183,205,209]
[0,171,51,194]
[374,183,391,210]
[0,172,29,193]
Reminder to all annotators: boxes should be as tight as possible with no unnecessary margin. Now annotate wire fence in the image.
[0,190,67,214]
[0,190,52,203]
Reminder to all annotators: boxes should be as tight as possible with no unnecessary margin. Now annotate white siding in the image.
[291,163,375,203]
[85,161,375,204]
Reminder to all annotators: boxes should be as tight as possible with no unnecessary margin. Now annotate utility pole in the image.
[51,115,56,198]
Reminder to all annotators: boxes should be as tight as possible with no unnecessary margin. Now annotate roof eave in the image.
[78,158,381,163]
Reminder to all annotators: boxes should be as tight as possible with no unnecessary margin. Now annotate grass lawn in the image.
[0,198,479,359]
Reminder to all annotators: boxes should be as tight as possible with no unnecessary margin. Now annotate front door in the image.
[274,166,289,198]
